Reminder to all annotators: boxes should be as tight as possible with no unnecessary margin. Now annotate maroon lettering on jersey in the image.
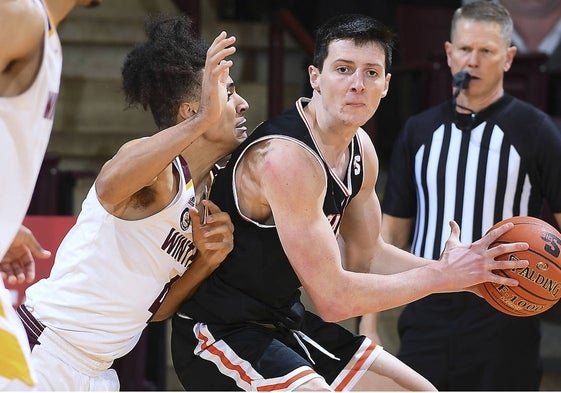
[43,91,58,120]
[161,228,197,267]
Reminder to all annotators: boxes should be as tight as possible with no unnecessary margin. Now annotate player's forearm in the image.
[96,117,211,205]
[318,225,529,321]
[312,263,447,322]
[368,238,431,275]
[151,253,217,321]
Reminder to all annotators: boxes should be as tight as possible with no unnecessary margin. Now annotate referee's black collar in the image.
[452,94,513,132]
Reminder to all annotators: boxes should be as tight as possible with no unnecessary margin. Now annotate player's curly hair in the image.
[122,14,207,130]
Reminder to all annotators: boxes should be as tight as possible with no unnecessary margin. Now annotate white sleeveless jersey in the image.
[0,0,62,258]
[25,157,196,361]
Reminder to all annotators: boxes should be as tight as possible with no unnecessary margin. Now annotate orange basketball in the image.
[478,216,561,317]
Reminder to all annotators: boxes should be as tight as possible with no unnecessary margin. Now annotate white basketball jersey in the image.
[0,0,62,259]
[25,157,196,360]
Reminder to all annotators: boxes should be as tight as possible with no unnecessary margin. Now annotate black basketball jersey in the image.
[383,94,561,260]
[178,98,365,329]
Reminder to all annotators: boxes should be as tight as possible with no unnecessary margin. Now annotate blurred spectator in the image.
[500,0,561,116]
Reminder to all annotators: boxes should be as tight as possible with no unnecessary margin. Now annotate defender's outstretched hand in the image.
[1,225,51,284]
[438,220,529,291]
[197,31,236,127]
[190,199,234,272]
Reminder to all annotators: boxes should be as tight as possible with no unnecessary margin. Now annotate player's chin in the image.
[343,111,372,127]
[234,127,248,142]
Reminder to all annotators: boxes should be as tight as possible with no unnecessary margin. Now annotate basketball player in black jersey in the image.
[171,13,530,391]
[361,1,561,390]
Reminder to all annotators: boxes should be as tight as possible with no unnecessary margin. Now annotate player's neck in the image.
[304,100,355,150]
[303,104,353,179]
[180,145,220,194]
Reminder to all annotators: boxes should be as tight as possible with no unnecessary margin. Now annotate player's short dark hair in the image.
[312,14,395,72]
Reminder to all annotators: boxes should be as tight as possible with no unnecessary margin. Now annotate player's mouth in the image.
[235,119,248,136]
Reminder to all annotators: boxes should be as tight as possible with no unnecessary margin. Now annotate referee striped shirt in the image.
[382,94,561,260]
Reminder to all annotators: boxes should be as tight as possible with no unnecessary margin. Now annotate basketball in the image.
[478,216,561,317]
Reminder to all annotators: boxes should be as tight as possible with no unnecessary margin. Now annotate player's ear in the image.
[309,65,321,93]
[382,73,391,98]
[178,101,199,121]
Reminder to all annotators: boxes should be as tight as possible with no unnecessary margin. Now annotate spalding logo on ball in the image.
[478,216,561,317]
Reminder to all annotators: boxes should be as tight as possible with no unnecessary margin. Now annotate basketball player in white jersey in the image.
[0,0,101,389]
[17,15,249,390]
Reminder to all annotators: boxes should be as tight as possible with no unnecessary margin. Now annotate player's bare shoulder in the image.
[234,138,277,224]
[235,137,325,224]
[0,0,45,95]
[243,137,324,187]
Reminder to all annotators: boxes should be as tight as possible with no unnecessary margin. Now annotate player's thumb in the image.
[448,220,461,242]
[28,236,51,259]
[189,207,202,227]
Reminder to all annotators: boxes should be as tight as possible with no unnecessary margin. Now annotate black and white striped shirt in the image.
[382,94,561,259]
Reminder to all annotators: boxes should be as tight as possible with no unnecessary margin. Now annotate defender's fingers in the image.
[207,49,236,70]
[207,33,236,62]
[24,266,36,283]
[26,233,51,259]
[200,223,235,238]
[8,263,25,284]
[209,31,236,49]
[201,213,234,232]
[189,207,203,227]
[202,199,223,215]
[1,266,16,284]
[197,240,234,251]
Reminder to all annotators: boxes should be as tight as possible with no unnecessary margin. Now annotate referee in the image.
[360,1,561,390]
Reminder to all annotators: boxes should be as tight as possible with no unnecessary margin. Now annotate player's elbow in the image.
[316,308,349,323]
[314,300,352,322]
[94,177,116,204]
[95,176,131,207]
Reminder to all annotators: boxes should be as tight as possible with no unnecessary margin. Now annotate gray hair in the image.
[451,0,513,46]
